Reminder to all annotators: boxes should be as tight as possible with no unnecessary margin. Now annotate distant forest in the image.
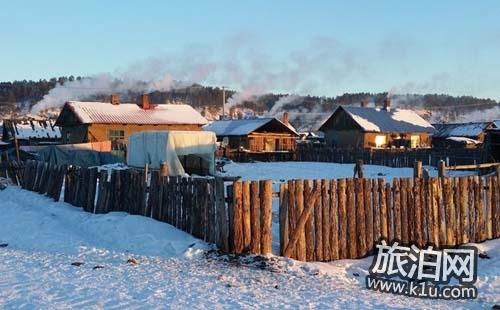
[1,76,498,119]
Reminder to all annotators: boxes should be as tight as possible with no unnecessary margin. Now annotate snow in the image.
[0,185,498,308]
[11,121,61,140]
[338,106,435,133]
[433,122,492,138]
[65,101,208,125]
[446,136,482,145]
[220,161,473,183]
[391,109,435,129]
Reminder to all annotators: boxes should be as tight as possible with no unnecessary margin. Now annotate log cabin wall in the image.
[88,124,202,143]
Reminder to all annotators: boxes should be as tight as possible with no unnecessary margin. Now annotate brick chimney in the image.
[282,111,290,125]
[383,97,391,111]
[110,94,119,105]
[360,99,369,108]
[138,94,151,110]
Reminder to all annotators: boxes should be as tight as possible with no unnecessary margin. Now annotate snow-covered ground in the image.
[221,161,473,182]
[0,186,498,308]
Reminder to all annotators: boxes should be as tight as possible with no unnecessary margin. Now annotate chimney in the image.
[383,97,391,111]
[282,111,290,125]
[110,94,119,105]
[360,99,369,108]
[138,94,151,110]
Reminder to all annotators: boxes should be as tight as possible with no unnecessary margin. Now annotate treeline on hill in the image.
[0,76,498,117]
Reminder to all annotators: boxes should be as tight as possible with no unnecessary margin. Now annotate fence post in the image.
[438,160,446,178]
[414,161,423,178]
[354,160,364,178]
[260,180,273,255]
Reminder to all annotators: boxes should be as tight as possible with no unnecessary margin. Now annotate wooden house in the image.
[203,116,298,154]
[2,118,61,146]
[432,121,497,148]
[55,95,207,149]
[318,100,434,149]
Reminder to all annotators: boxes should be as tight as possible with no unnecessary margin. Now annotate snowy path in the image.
[0,187,498,309]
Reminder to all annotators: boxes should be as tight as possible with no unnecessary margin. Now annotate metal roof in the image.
[432,122,495,138]
[203,118,298,136]
[62,101,208,125]
[320,106,435,133]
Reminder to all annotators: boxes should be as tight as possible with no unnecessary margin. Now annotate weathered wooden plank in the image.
[303,180,314,261]
[436,178,446,246]
[364,178,374,253]
[444,177,456,246]
[242,181,252,251]
[430,178,440,247]
[322,179,331,261]
[232,181,244,254]
[459,177,469,243]
[414,178,423,247]
[346,179,357,258]
[279,182,288,256]
[468,176,476,243]
[486,176,493,240]
[385,182,393,242]
[260,180,273,255]
[393,178,401,242]
[475,176,485,242]
[215,177,229,252]
[295,180,306,261]
[87,168,98,213]
[354,178,366,257]
[329,179,339,260]
[400,178,409,245]
[287,180,296,259]
[314,179,323,261]
[378,179,388,241]
[493,176,500,238]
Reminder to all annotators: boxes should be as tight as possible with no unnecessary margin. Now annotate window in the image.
[410,135,421,148]
[108,129,125,141]
[374,135,387,148]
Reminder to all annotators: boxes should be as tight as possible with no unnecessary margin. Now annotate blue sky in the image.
[2,1,500,99]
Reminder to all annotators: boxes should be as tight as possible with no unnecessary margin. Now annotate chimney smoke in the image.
[138,94,151,110]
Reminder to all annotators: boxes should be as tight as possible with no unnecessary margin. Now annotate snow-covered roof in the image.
[320,106,434,133]
[446,137,482,145]
[432,122,495,138]
[203,118,298,136]
[493,120,500,128]
[60,101,208,125]
[2,119,61,140]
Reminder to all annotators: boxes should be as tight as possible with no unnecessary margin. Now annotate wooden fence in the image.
[20,160,65,200]
[295,145,490,168]
[280,175,500,261]
[0,160,24,186]
[17,160,272,256]
[13,160,500,262]
[228,180,273,255]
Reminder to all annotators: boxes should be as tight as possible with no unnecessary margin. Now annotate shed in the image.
[203,117,298,154]
[2,119,61,146]
[318,101,434,149]
[127,131,217,176]
[431,121,497,148]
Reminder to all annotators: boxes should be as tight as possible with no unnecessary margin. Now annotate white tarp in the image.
[127,131,217,176]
